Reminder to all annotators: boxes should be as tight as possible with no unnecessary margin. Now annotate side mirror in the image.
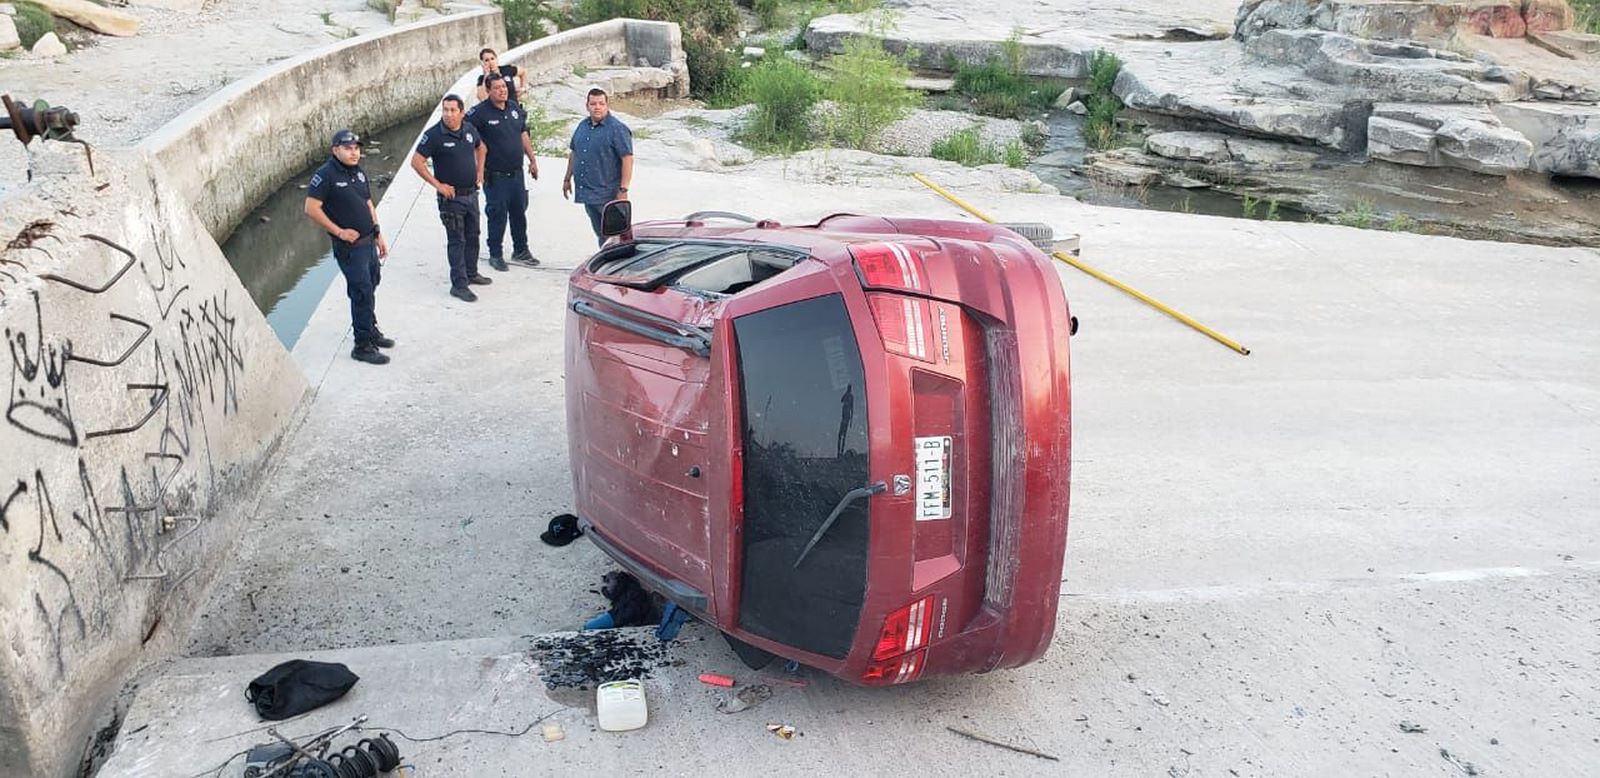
[601,199,632,237]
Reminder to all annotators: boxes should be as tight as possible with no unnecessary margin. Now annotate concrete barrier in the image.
[139,9,505,242]
[1,12,688,774]
[0,143,309,776]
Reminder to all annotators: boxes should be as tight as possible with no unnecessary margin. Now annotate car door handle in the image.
[571,299,711,357]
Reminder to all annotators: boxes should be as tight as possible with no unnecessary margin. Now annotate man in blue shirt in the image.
[467,74,540,270]
[305,129,392,365]
[562,88,633,247]
[411,94,491,302]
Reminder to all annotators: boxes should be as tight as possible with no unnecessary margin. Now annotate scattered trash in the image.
[1399,721,1428,734]
[1439,748,1480,776]
[528,631,674,690]
[541,722,566,743]
[946,727,1059,762]
[764,676,809,689]
[766,722,797,740]
[699,673,736,688]
[717,684,772,715]
[597,679,649,732]
[1490,737,1500,746]
[783,660,802,674]
[540,513,584,547]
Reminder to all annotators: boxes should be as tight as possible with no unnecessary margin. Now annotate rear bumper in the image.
[578,516,710,613]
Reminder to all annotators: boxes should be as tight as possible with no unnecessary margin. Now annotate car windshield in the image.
[734,293,870,659]
[590,241,738,285]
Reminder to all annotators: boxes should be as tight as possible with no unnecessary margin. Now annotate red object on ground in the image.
[698,673,736,688]
[566,211,1073,686]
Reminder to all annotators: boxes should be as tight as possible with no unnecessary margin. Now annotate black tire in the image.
[996,221,1055,250]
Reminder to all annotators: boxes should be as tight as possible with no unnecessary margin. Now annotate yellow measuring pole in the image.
[911,173,1251,356]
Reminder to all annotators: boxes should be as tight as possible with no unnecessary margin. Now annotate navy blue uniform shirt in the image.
[306,156,373,245]
[568,113,632,205]
[415,120,482,190]
[467,99,528,175]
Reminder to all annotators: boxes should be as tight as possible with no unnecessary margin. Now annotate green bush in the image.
[574,0,741,100]
[738,56,823,150]
[496,0,558,47]
[13,2,55,49]
[1003,139,1026,168]
[1081,49,1124,150]
[949,51,1066,119]
[524,102,569,151]
[825,33,918,150]
[1573,0,1600,34]
[931,128,995,166]
[755,0,782,29]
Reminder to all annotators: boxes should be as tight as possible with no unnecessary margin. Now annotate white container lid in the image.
[596,679,649,732]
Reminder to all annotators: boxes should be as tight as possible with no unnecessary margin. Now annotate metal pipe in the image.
[911,172,1251,356]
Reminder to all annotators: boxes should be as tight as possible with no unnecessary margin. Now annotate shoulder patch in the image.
[419,132,430,145]
[310,173,322,187]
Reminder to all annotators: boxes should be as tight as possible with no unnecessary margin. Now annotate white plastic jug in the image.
[596,679,648,732]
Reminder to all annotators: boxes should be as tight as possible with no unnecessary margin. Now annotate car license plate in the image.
[914,436,952,520]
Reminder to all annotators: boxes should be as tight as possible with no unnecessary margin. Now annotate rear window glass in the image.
[735,294,870,659]
[591,241,735,284]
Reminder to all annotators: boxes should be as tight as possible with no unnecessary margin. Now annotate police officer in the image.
[411,94,490,302]
[305,128,392,365]
[467,73,540,271]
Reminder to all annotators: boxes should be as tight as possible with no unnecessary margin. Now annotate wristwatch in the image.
[618,187,629,193]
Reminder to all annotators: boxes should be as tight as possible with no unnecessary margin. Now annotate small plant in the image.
[1241,194,1259,219]
[1080,49,1124,150]
[318,9,334,25]
[496,0,560,46]
[1178,195,1195,214]
[930,127,999,166]
[1020,121,1047,149]
[737,55,824,151]
[1386,213,1416,232]
[1003,140,1027,168]
[572,63,589,78]
[1573,0,1600,34]
[11,2,55,49]
[1265,199,1281,221]
[1335,200,1376,229]
[754,0,781,28]
[524,103,570,152]
[949,31,1066,120]
[682,115,715,130]
[824,21,918,150]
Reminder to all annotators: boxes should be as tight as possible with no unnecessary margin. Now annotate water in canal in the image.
[221,115,428,349]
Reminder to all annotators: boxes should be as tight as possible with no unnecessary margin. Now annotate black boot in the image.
[351,344,390,364]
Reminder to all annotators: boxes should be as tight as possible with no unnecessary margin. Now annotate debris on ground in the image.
[717,684,772,715]
[1439,748,1481,776]
[1399,721,1427,734]
[946,726,1060,762]
[541,722,565,742]
[698,673,736,687]
[527,631,676,689]
[766,722,798,740]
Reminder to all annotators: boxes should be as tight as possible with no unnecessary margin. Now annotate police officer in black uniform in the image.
[411,94,490,302]
[467,73,540,271]
[305,128,393,365]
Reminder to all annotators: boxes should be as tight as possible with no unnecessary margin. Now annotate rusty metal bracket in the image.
[2,94,95,174]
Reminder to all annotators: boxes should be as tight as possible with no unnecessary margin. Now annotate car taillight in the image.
[863,596,936,685]
[866,294,934,362]
[862,649,926,685]
[873,595,936,660]
[852,242,928,292]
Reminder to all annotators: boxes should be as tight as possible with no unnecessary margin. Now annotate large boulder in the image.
[1368,103,1534,175]
[1491,101,1600,177]
[1236,0,1576,43]
[1144,131,1322,170]
[1244,29,1531,102]
[0,14,19,51]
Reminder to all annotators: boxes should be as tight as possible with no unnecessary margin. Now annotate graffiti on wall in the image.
[1,217,249,683]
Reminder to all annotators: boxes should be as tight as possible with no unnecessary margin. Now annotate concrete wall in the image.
[498,18,689,97]
[0,143,309,776]
[139,9,505,242]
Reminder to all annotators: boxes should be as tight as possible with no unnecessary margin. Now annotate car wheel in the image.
[997,221,1055,250]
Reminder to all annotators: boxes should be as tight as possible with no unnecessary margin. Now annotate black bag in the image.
[245,660,359,720]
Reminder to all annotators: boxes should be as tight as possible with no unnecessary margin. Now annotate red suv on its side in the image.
[565,210,1073,686]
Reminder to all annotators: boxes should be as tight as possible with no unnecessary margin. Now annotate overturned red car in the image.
[565,208,1073,685]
